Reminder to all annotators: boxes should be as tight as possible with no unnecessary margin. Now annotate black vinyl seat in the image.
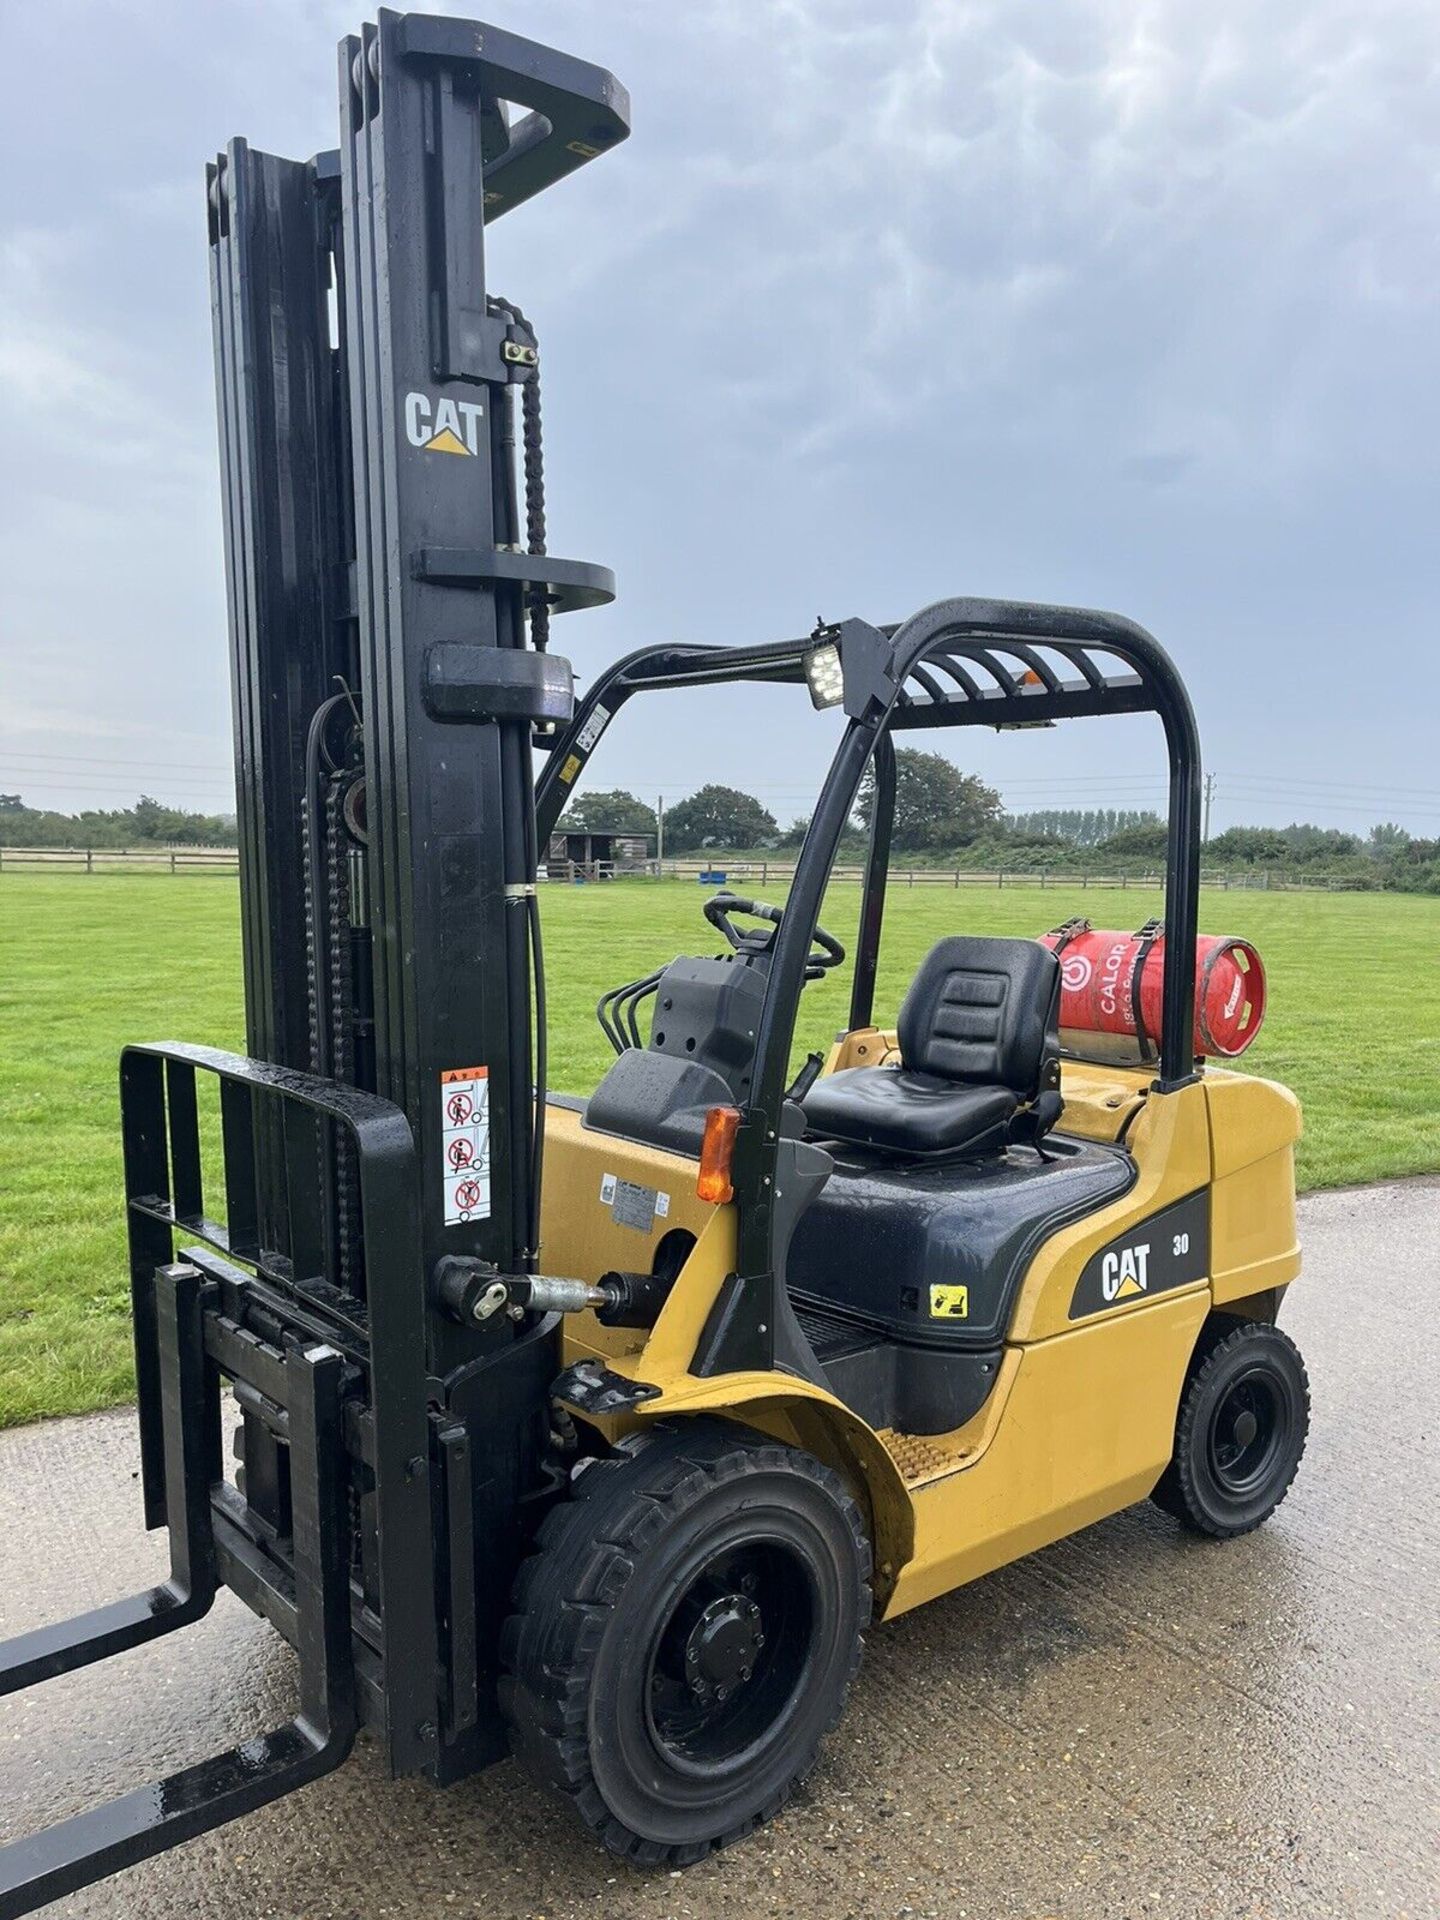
[803,935,1062,1158]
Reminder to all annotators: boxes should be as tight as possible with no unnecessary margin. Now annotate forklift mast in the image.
[203,0,628,1741]
[0,16,627,1915]
[213,10,625,1331]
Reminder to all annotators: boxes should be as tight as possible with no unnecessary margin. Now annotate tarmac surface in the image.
[1,1179,1436,1920]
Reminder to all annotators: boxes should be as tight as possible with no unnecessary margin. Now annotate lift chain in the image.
[489,296,548,651]
[325,776,360,1292]
[303,788,323,1074]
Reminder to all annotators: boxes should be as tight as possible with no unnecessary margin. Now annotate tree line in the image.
[0,792,236,848]
[558,753,1439,891]
[4,754,1436,891]
[561,753,1003,853]
[1004,808,1163,847]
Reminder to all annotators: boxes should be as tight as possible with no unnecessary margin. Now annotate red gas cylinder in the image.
[1039,919,1266,1064]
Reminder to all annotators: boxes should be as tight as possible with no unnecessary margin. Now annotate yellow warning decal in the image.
[929,1283,969,1319]
[558,752,583,784]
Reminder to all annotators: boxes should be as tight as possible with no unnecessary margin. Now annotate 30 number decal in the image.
[1173,1232,1190,1256]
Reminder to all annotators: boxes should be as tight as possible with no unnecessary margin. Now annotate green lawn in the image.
[2,875,1437,1427]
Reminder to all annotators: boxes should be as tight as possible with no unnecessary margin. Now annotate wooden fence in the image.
[638,860,1365,893]
[1,846,1368,892]
[0,845,240,875]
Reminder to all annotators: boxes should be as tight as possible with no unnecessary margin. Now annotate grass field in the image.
[3,874,1438,1427]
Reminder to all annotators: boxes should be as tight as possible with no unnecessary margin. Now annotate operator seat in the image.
[802,935,1063,1158]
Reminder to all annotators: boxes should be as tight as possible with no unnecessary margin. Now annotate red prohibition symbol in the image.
[455,1179,482,1213]
[446,1091,474,1125]
[447,1136,475,1169]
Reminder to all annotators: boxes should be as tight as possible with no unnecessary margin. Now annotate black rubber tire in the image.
[1152,1319,1309,1538]
[499,1419,872,1866]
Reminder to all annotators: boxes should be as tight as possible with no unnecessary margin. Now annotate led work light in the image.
[803,640,845,709]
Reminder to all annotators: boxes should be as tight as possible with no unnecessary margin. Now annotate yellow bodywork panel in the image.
[1007,1078,1210,1343]
[538,1049,1300,1625]
[1205,1069,1302,1304]
[541,1103,713,1286]
[886,1289,1209,1614]
[1052,1059,1150,1142]
[541,1104,915,1606]
[825,1026,901,1071]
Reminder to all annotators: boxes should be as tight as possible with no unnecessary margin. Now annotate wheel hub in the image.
[683,1593,763,1704]
[1210,1373,1283,1489]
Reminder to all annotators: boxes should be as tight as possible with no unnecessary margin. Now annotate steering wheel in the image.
[702,892,845,980]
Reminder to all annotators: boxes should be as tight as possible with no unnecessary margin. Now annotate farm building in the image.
[545,829,652,878]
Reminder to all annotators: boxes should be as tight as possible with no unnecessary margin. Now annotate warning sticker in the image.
[558,752,582,785]
[575,703,611,753]
[599,1171,670,1234]
[441,1066,491,1224]
[929,1282,969,1320]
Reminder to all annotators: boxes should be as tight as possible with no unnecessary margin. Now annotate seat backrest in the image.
[897,936,1060,1099]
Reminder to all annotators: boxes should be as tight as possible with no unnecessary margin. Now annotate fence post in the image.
[1121,872,1127,890]
[998,871,1004,889]
[1040,870,1046,889]
[1082,872,1088,890]
[87,848,94,873]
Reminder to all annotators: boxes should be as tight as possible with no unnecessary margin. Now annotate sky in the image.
[2,0,1438,839]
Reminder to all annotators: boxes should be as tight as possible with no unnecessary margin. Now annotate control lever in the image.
[785,1051,825,1104]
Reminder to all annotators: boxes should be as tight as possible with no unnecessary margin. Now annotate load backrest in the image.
[897,936,1061,1100]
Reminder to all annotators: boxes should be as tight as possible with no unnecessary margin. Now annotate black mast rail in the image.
[339,10,622,1316]
[207,138,353,1269]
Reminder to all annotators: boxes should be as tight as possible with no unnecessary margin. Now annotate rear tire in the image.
[500,1419,871,1866]
[1152,1320,1309,1538]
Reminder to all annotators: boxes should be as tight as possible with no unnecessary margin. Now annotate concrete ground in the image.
[1,1180,1436,1920]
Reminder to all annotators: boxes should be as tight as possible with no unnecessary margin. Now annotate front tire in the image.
[1152,1320,1309,1538]
[500,1419,871,1866]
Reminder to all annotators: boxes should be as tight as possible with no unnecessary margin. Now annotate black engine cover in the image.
[788,1134,1136,1353]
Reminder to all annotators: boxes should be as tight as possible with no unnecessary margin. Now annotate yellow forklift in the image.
[0,9,1307,1908]
[503,616,1307,1861]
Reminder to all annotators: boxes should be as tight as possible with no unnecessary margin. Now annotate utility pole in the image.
[656,794,665,873]
[1203,771,1215,845]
